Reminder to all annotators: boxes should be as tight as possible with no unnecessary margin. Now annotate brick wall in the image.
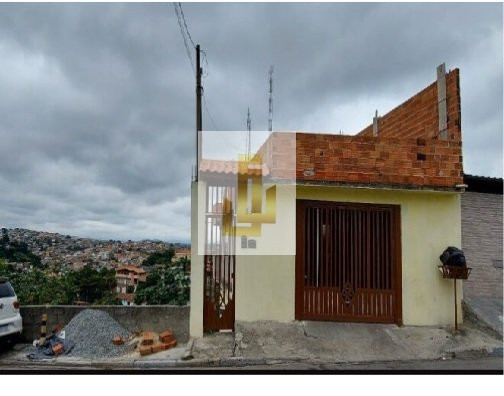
[294,133,462,188]
[254,68,463,189]
[461,192,503,299]
[358,69,461,142]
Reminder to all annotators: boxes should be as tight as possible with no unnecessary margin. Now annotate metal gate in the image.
[295,200,402,324]
[203,184,236,332]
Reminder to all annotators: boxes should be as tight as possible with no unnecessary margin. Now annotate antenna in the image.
[246,107,252,160]
[268,66,274,133]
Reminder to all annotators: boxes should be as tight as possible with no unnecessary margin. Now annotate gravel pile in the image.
[63,309,134,359]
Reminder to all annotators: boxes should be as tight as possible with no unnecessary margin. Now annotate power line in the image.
[203,92,246,152]
[173,3,195,73]
[173,3,232,152]
[202,92,219,131]
[178,2,196,48]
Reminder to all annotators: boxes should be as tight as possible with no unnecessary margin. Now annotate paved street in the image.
[0,356,501,372]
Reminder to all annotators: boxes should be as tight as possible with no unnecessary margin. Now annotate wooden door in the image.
[295,200,402,324]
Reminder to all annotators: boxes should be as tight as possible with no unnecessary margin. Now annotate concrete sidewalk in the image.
[189,318,503,367]
[1,317,501,369]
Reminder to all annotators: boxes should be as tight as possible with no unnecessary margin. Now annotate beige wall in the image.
[235,255,295,322]
[190,181,205,338]
[296,185,462,326]
[190,182,463,336]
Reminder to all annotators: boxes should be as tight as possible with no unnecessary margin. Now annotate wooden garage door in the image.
[295,200,402,324]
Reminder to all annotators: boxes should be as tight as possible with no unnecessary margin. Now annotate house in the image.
[115,265,147,306]
[175,248,191,260]
[190,64,465,337]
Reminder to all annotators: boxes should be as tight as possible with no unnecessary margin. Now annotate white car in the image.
[0,278,22,343]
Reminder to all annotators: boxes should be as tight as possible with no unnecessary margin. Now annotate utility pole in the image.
[196,44,202,181]
[268,66,274,133]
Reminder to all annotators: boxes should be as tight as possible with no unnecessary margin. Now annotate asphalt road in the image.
[0,357,502,372]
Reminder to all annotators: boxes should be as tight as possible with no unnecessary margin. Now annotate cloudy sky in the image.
[0,2,502,241]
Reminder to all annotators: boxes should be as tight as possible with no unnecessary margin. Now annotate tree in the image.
[134,258,190,305]
[0,239,43,269]
[71,265,116,303]
[142,248,175,267]
[1,228,10,246]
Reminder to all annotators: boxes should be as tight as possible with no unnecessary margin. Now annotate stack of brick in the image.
[138,330,177,357]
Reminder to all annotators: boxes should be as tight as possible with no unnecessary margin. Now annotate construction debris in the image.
[27,310,178,361]
[63,309,133,358]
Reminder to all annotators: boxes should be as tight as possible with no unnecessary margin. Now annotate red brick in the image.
[141,331,155,346]
[52,343,64,356]
[151,343,164,354]
[139,345,153,356]
[159,330,174,344]
[162,339,177,350]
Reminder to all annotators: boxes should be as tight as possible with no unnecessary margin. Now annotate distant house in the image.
[115,265,147,306]
[175,248,191,260]
[191,64,467,337]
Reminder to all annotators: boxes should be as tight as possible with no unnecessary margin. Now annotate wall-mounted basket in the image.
[438,265,472,280]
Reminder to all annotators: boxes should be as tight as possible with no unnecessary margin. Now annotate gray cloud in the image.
[0,2,501,240]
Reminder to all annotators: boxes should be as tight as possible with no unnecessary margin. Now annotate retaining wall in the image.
[19,305,189,343]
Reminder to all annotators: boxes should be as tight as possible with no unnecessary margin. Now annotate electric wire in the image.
[173,2,195,73]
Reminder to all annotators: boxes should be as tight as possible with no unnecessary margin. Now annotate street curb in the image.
[6,348,497,369]
[4,344,500,369]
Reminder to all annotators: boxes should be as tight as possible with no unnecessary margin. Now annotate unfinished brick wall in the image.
[358,69,461,142]
[294,133,463,188]
[253,67,464,189]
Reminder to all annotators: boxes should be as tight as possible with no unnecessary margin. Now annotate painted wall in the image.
[296,185,463,326]
[235,255,295,322]
[190,181,205,338]
[190,182,463,336]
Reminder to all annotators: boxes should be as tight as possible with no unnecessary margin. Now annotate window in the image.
[0,281,15,298]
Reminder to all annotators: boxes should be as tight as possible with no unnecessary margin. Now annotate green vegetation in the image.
[0,228,42,268]
[0,242,190,306]
[0,258,118,305]
[142,247,175,267]
[134,250,190,305]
